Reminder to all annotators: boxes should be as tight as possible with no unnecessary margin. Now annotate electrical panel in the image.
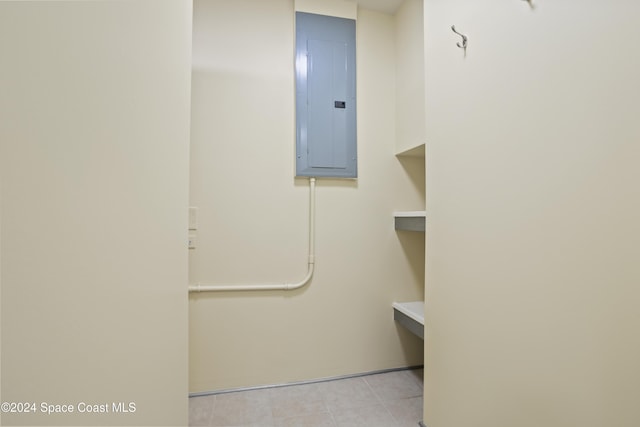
[295,12,357,178]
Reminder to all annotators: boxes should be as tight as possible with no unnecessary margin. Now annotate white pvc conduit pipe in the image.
[188,177,316,293]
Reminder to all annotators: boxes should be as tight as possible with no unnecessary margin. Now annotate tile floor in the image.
[189,368,423,427]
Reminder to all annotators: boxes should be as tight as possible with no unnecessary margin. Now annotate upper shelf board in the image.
[395,143,425,158]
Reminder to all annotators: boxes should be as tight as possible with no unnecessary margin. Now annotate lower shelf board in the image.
[393,211,426,232]
[392,301,424,339]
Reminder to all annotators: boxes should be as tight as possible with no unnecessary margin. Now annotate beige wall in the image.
[395,0,425,155]
[189,0,424,393]
[295,0,357,19]
[424,1,640,426]
[0,2,192,426]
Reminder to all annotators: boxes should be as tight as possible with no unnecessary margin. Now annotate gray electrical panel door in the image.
[296,12,357,178]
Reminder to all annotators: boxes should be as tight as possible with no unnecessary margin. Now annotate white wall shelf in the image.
[394,211,426,232]
[395,142,425,158]
[393,301,424,339]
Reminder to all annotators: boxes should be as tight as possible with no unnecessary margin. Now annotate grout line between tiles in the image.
[363,375,383,404]
[207,395,215,426]
[326,408,338,427]
[362,376,401,427]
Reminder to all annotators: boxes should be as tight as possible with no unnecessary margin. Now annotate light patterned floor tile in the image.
[269,383,327,419]
[189,368,424,427]
[210,388,273,426]
[331,403,397,427]
[316,377,380,412]
[189,395,215,426]
[364,370,423,402]
[408,368,424,388]
[384,396,423,427]
[274,412,336,427]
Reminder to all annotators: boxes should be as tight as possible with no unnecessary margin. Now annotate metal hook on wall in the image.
[522,0,535,10]
[451,25,468,56]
